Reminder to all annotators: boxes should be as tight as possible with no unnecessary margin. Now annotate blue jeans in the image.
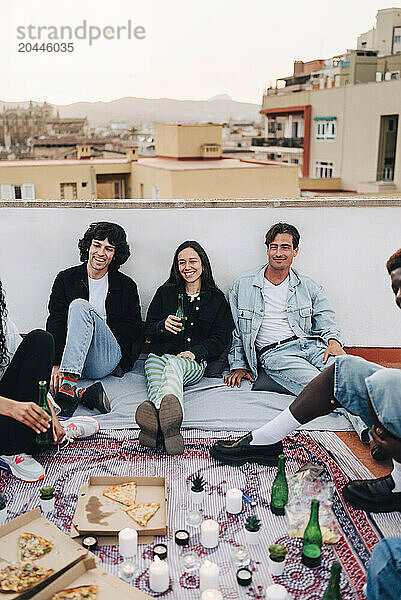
[260,338,367,437]
[366,537,401,600]
[334,355,401,433]
[59,299,121,379]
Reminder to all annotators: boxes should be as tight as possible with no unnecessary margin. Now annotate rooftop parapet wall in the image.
[0,199,400,347]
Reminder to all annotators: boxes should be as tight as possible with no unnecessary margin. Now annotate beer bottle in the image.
[322,561,342,599]
[270,454,288,515]
[35,381,53,446]
[302,498,322,568]
[175,293,185,332]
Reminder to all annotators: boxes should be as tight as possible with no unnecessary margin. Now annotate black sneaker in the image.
[79,382,110,414]
[55,392,79,418]
[209,432,283,466]
[135,401,160,448]
[342,474,401,512]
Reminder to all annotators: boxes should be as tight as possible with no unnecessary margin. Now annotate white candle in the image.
[226,488,243,514]
[201,590,223,600]
[118,527,138,558]
[149,556,170,593]
[265,584,289,600]
[199,559,219,591]
[200,519,219,548]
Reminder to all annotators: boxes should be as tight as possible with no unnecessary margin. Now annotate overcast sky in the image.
[0,1,396,105]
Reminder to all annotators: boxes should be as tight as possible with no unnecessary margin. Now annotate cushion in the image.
[251,368,294,395]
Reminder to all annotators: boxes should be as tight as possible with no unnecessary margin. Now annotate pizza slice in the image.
[125,502,160,527]
[102,482,137,507]
[19,532,54,561]
[51,584,98,600]
[0,562,54,592]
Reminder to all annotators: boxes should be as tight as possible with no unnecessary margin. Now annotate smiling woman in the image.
[135,240,234,455]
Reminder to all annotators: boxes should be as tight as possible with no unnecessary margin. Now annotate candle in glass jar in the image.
[201,590,223,600]
[226,488,243,514]
[118,528,138,558]
[149,556,169,593]
[200,519,219,548]
[199,559,219,591]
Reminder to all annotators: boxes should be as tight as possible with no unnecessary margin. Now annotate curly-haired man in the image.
[46,222,142,417]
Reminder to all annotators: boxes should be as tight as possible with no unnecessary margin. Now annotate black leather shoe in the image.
[209,432,283,466]
[135,401,160,448]
[342,474,401,512]
[80,382,110,414]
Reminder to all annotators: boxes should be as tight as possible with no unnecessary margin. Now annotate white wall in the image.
[0,205,400,346]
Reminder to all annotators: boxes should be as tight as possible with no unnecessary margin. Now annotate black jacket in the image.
[46,263,142,373]
[145,284,234,363]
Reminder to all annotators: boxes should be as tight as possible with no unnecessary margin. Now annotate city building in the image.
[258,8,401,193]
[0,102,89,156]
[0,125,298,200]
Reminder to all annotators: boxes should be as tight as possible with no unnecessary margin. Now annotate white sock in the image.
[250,407,301,445]
[391,460,401,492]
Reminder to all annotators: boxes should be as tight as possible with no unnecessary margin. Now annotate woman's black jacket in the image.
[145,284,234,363]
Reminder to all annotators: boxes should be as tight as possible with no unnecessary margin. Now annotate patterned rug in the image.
[1,430,400,599]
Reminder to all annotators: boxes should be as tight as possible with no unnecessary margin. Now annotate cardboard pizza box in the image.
[0,508,87,599]
[72,476,167,536]
[31,556,152,599]
[69,522,154,546]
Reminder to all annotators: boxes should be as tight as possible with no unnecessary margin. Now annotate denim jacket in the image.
[228,264,343,379]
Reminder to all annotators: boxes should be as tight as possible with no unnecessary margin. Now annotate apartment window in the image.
[315,120,336,140]
[60,182,77,200]
[315,160,334,178]
[0,183,35,200]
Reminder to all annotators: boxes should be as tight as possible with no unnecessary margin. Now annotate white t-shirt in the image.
[255,276,294,350]
[0,317,22,381]
[88,273,108,320]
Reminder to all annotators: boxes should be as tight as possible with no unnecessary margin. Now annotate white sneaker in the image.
[62,416,100,440]
[0,454,45,482]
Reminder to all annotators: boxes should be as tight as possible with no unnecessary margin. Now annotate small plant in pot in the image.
[244,515,261,545]
[0,493,7,525]
[39,486,56,513]
[190,474,206,505]
[268,543,288,576]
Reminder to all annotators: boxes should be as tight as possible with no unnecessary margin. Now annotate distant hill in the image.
[0,95,261,126]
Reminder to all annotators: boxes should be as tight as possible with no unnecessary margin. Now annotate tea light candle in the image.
[231,545,250,566]
[199,559,219,591]
[265,584,289,600]
[226,488,243,514]
[181,551,201,572]
[118,559,137,583]
[153,543,168,560]
[175,529,189,546]
[200,519,219,548]
[201,590,223,600]
[149,556,169,593]
[82,535,98,552]
[236,567,252,586]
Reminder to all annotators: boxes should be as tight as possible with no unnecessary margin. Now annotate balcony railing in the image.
[251,137,304,148]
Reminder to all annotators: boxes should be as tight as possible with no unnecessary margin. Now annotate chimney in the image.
[76,144,91,159]
[126,146,139,162]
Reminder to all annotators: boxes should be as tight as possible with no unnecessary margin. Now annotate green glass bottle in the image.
[175,293,185,332]
[35,381,53,446]
[302,498,322,568]
[270,454,288,515]
[322,562,342,599]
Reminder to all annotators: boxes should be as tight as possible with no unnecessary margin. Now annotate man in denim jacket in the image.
[226,222,345,393]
